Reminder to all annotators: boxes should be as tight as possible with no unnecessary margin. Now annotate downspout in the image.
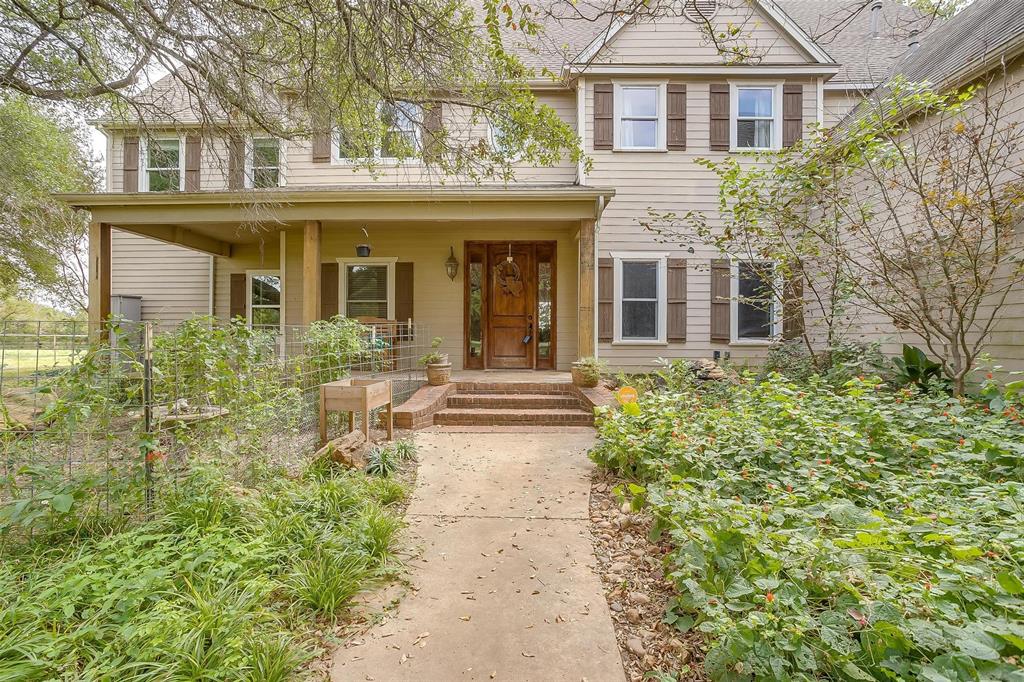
[207,256,214,316]
[576,77,587,185]
[594,195,603,360]
[816,77,824,125]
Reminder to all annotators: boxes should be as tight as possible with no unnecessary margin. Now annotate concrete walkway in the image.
[333,429,626,682]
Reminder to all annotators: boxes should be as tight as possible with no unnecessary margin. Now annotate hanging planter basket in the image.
[355,244,372,257]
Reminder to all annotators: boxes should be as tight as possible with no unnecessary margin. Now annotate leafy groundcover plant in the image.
[0,461,405,680]
[591,374,1024,681]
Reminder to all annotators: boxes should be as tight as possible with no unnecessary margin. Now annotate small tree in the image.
[648,72,1024,395]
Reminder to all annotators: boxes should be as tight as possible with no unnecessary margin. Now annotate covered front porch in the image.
[67,185,613,371]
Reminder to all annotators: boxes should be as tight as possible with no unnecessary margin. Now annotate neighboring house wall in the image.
[110,230,211,325]
[823,88,867,128]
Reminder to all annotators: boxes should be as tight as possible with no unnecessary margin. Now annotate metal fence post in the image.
[142,322,155,515]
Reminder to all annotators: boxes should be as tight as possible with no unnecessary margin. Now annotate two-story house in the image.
[63,0,932,372]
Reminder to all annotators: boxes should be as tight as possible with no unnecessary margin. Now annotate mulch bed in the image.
[589,468,707,681]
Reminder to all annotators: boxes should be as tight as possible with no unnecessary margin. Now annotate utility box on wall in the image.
[110,294,143,349]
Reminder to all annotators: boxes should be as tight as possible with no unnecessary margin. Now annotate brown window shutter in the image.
[320,262,339,320]
[184,135,202,191]
[229,273,247,321]
[667,84,687,151]
[709,84,730,151]
[395,262,414,323]
[422,103,443,164]
[227,136,245,190]
[122,136,139,192]
[667,258,687,341]
[597,257,614,342]
[782,269,805,340]
[312,130,332,163]
[783,84,804,148]
[710,258,731,343]
[593,83,613,150]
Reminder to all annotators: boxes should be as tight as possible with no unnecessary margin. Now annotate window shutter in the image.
[710,259,731,342]
[593,83,613,150]
[230,273,247,321]
[667,258,687,341]
[312,129,332,163]
[184,135,202,191]
[709,84,730,151]
[228,136,245,190]
[422,103,443,164]
[667,84,687,151]
[598,257,613,342]
[782,270,805,340]
[320,262,339,320]
[122,136,139,192]
[395,262,414,323]
[783,84,804,148]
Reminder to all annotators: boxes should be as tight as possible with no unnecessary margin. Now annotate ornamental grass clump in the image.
[591,374,1024,681]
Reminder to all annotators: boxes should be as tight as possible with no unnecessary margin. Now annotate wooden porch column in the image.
[87,221,111,340]
[302,220,322,326]
[578,219,597,359]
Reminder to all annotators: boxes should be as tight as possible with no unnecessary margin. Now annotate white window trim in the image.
[337,257,398,320]
[613,82,667,152]
[729,82,784,152]
[332,102,423,165]
[487,121,524,163]
[139,135,185,192]
[611,251,668,345]
[730,259,782,345]
[246,269,283,335]
[244,137,287,189]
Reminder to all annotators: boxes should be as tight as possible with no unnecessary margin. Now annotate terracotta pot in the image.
[355,244,372,257]
[426,363,452,386]
[571,363,599,388]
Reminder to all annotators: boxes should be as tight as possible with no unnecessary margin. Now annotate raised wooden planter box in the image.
[319,378,393,447]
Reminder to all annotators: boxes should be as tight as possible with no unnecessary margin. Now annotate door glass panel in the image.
[469,261,483,358]
[538,261,552,359]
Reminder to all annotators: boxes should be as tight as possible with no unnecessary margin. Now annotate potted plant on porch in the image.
[571,357,605,388]
[419,337,451,386]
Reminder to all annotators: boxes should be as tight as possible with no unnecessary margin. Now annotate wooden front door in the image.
[486,243,535,369]
[464,241,556,370]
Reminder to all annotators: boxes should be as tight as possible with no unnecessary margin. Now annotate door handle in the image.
[523,322,533,345]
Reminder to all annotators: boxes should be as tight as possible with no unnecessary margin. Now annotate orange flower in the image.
[765,591,775,603]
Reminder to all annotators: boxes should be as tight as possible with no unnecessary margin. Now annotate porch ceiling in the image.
[58,184,615,233]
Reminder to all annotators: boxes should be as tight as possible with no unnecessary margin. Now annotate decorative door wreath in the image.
[494,257,524,297]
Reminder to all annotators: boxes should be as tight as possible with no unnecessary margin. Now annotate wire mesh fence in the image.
[0,317,429,549]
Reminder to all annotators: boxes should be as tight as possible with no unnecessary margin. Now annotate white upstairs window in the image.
[731,84,781,151]
[614,84,666,151]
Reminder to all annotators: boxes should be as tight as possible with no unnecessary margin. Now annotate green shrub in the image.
[592,375,1024,681]
[285,548,372,616]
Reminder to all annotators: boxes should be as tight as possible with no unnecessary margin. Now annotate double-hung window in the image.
[143,137,183,191]
[732,260,780,342]
[614,84,666,150]
[613,253,668,343]
[247,138,282,188]
[337,102,422,161]
[732,85,780,150]
[248,271,282,332]
[339,258,396,319]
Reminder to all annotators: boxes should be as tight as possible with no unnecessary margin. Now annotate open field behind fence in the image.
[0,317,428,550]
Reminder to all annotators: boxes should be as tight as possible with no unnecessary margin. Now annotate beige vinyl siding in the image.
[110,230,211,325]
[823,89,868,128]
[213,223,580,370]
[585,77,820,370]
[591,6,811,65]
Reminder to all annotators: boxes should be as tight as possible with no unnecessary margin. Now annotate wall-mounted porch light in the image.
[445,246,460,281]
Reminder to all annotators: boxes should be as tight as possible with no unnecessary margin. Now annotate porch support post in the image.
[302,220,321,326]
[578,218,597,359]
[88,221,111,340]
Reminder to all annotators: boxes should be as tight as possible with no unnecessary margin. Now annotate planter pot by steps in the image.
[355,244,372,257]
[425,362,452,386]
[571,362,600,388]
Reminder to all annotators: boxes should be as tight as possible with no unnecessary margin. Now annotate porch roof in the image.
[58,183,614,227]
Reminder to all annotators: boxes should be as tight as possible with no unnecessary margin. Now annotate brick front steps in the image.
[394,380,616,430]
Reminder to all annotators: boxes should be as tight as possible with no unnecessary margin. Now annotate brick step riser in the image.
[454,383,579,396]
[434,414,595,427]
[447,396,584,409]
